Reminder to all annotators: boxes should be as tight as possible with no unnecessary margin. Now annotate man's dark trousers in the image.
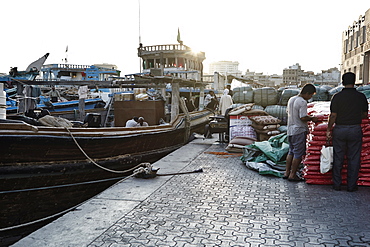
[332,125,362,190]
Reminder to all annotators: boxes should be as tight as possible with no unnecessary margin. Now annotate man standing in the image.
[219,89,233,115]
[226,85,233,97]
[284,84,318,181]
[326,72,368,192]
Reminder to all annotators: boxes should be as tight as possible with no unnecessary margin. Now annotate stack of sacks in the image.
[227,103,265,152]
[303,101,370,186]
[225,136,257,153]
[359,119,370,186]
[303,122,332,184]
[303,102,331,184]
[249,115,282,141]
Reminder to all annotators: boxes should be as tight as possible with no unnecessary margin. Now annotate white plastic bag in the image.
[320,145,333,174]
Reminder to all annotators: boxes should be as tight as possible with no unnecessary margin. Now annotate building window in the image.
[361,26,366,44]
[360,64,363,80]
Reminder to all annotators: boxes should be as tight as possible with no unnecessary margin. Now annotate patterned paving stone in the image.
[89,143,370,247]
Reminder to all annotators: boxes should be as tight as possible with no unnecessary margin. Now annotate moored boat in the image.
[0,38,212,245]
[0,108,211,244]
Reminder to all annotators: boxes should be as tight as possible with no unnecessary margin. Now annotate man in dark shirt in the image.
[326,72,368,192]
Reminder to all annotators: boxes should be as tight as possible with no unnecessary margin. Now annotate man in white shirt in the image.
[284,84,318,181]
[126,117,139,127]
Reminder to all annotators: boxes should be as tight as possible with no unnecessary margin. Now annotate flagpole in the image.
[138,0,142,73]
[65,45,68,64]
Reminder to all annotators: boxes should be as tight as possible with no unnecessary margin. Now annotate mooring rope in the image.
[0,170,144,232]
[0,176,126,195]
[65,127,143,174]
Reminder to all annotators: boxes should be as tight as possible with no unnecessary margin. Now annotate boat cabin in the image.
[137,43,206,81]
[41,64,120,81]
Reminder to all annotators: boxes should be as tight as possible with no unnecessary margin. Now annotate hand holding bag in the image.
[320,145,333,174]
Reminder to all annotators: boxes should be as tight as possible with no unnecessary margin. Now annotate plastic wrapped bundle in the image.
[233,85,253,93]
[277,87,286,99]
[264,105,287,124]
[279,88,300,106]
[312,86,330,101]
[320,85,333,91]
[356,84,370,91]
[328,86,344,97]
[253,87,278,107]
[232,91,254,104]
[252,105,264,110]
[360,90,370,99]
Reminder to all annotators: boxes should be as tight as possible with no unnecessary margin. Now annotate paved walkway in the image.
[13,136,370,247]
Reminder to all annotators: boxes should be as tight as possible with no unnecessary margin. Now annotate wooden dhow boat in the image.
[0,108,211,244]
[0,39,212,245]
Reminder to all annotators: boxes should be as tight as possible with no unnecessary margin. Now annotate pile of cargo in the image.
[232,86,335,125]
[302,101,370,186]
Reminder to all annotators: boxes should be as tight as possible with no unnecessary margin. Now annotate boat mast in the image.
[138,0,142,73]
[63,45,68,64]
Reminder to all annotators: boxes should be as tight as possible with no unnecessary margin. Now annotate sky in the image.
[0,0,369,76]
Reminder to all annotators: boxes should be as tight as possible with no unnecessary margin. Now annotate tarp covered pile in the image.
[303,101,370,186]
[241,133,289,177]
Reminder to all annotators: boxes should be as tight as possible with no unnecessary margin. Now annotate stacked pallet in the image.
[303,101,370,186]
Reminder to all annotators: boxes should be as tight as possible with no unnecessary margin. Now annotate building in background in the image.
[242,70,273,87]
[282,63,340,87]
[283,63,304,85]
[315,68,341,86]
[341,8,370,84]
[208,61,242,77]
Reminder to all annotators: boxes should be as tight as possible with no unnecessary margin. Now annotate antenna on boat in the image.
[63,45,68,64]
[138,0,142,73]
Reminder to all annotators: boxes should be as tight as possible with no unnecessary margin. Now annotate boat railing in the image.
[42,64,92,70]
[138,44,191,53]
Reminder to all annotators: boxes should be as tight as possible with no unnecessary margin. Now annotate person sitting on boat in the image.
[137,117,149,127]
[126,116,139,127]
[48,86,61,103]
[204,90,218,110]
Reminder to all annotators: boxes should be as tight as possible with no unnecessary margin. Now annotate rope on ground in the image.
[65,127,143,174]
[0,169,145,232]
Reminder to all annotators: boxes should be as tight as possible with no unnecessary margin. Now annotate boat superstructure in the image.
[41,64,120,81]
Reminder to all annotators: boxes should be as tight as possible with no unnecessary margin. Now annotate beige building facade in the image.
[208,61,242,77]
[341,8,370,84]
